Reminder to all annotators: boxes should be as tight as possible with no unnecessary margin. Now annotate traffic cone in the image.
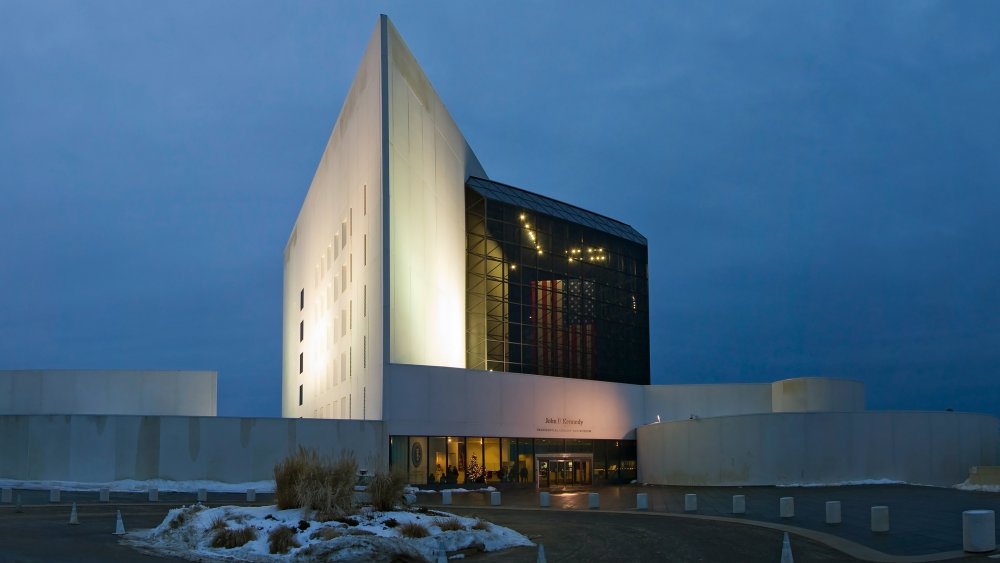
[113,510,126,535]
[69,502,79,525]
[537,543,547,563]
[780,532,794,563]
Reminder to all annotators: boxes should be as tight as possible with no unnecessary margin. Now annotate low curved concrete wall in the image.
[637,411,998,487]
[771,377,864,413]
[0,415,386,483]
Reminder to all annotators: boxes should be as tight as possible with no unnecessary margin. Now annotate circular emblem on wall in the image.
[410,442,423,468]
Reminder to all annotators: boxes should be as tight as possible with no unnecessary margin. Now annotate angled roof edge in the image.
[466,176,647,245]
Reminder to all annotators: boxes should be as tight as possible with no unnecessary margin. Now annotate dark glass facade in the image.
[389,435,637,487]
[466,177,650,385]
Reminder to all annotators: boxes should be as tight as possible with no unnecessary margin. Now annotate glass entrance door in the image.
[536,455,593,488]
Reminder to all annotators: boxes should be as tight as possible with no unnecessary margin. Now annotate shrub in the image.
[273,447,357,516]
[268,525,300,554]
[383,518,399,528]
[436,517,464,532]
[368,469,408,511]
[471,518,491,531]
[211,526,257,549]
[398,521,430,539]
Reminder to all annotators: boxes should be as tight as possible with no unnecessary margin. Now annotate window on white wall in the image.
[341,221,347,248]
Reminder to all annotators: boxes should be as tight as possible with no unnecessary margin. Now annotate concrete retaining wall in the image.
[0,370,217,416]
[637,411,999,487]
[0,415,386,483]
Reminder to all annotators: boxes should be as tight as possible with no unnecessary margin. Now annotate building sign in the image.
[536,415,591,433]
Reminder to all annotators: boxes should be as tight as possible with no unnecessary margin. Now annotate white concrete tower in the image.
[283,15,485,419]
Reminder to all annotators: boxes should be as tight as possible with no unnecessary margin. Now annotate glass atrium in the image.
[465,177,650,385]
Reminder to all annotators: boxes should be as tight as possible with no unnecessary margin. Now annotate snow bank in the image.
[125,503,533,562]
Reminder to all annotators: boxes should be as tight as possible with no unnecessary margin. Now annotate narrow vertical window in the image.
[298,384,303,406]
[363,184,367,216]
[299,320,304,342]
[341,222,347,248]
[363,234,367,266]
[363,285,366,317]
[349,347,352,378]
[349,254,353,283]
[299,289,304,310]
[349,301,352,330]
[299,352,303,374]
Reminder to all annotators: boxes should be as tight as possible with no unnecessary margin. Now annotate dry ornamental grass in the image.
[210,526,258,549]
[398,521,430,539]
[368,470,407,511]
[268,525,301,554]
[436,517,465,531]
[273,447,357,516]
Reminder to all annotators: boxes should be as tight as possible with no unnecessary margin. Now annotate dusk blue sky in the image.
[2,2,998,418]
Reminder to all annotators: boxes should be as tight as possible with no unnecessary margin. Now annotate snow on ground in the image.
[412,486,496,494]
[955,481,1000,493]
[776,479,906,487]
[0,478,275,493]
[125,504,533,562]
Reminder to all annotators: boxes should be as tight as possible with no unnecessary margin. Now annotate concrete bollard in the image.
[490,491,501,506]
[871,506,889,532]
[963,510,996,553]
[99,488,110,502]
[779,497,794,518]
[69,502,79,525]
[49,489,61,503]
[148,488,159,502]
[588,492,600,509]
[732,494,746,514]
[1,488,11,503]
[15,494,23,513]
[441,490,452,505]
[684,493,697,512]
[537,544,547,563]
[636,493,649,511]
[539,491,550,507]
[825,501,842,524]
[197,489,208,502]
[246,489,256,502]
